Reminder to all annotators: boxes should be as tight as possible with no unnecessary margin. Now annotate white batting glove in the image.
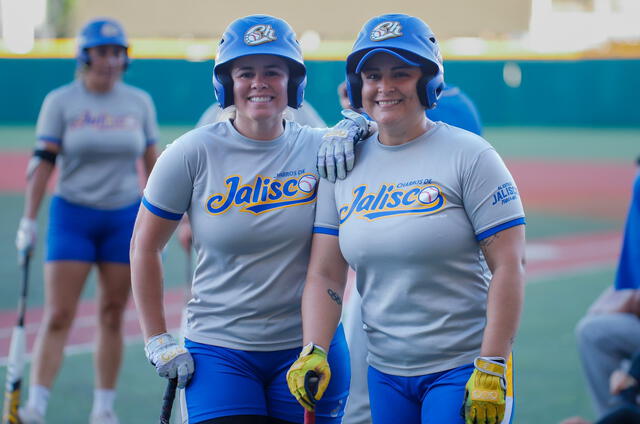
[15,217,37,265]
[317,109,372,183]
[144,332,194,388]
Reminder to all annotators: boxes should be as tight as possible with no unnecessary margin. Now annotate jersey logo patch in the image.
[491,182,519,206]
[370,21,402,41]
[339,183,446,223]
[244,25,277,46]
[206,173,317,215]
[70,111,139,130]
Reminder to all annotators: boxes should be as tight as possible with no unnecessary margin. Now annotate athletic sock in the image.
[26,385,50,417]
[91,388,116,415]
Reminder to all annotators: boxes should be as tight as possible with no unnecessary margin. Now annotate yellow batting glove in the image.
[464,356,506,424]
[286,343,331,411]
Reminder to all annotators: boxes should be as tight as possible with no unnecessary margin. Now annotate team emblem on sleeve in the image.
[370,21,403,41]
[244,24,277,46]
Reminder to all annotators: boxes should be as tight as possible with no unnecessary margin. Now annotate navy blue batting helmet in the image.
[77,18,129,67]
[346,14,444,109]
[213,15,307,109]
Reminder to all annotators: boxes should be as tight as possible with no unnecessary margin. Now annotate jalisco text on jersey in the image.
[491,182,519,206]
[339,183,446,223]
[206,173,317,215]
[70,111,139,130]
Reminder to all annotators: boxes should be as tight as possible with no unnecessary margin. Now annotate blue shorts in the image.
[368,357,515,424]
[46,196,140,264]
[184,325,350,424]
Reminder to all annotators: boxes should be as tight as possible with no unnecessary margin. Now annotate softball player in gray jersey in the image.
[288,14,526,424]
[131,15,368,424]
[13,18,159,424]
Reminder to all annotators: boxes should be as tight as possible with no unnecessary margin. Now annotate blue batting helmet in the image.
[346,14,444,109]
[213,15,307,109]
[77,18,129,68]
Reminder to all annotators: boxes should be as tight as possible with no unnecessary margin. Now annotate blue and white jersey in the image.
[315,122,525,376]
[36,80,158,209]
[143,120,325,350]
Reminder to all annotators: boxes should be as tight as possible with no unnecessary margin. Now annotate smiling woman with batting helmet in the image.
[14,17,159,424]
[130,14,371,424]
[287,14,526,424]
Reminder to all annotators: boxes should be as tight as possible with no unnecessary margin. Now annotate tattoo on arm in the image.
[327,289,342,305]
[479,233,500,256]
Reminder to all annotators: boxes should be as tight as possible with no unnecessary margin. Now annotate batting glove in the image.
[15,217,37,266]
[317,109,371,183]
[144,332,194,389]
[463,356,507,424]
[286,343,331,411]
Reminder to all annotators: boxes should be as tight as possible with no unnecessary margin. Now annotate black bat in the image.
[304,372,319,424]
[159,378,178,424]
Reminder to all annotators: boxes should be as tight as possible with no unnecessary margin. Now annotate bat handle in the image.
[304,409,316,424]
[303,373,319,424]
[159,378,178,424]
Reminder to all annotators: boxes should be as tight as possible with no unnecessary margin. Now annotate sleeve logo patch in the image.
[370,21,403,41]
[491,182,519,206]
[244,25,277,46]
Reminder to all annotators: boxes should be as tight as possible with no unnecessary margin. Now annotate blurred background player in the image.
[13,17,159,424]
[130,15,369,424]
[337,65,483,424]
[560,157,640,424]
[287,13,525,424]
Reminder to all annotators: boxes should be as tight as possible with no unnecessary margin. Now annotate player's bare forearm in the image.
[481,264,525,357]
[130,207,180,340]
[479,225,526,358]
[143,144,158,178]
[24,161,54,219]
[301,234,349,351]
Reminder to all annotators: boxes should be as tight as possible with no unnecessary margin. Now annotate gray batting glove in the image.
[317,109,372,183]
[15,217,37,266]
[144,332,194,388]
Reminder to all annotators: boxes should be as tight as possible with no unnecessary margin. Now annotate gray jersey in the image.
[195,103,326,128]
[36,80,158,209]
[315,122,525,376]
[144,120,326,350]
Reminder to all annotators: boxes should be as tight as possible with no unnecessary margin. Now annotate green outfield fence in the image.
[1,58,640,127]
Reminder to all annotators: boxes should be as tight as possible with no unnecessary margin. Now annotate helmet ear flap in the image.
[213,65,234,109]
[346,73,363,109]
[288,72,307,109]
[423,73,444,109]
